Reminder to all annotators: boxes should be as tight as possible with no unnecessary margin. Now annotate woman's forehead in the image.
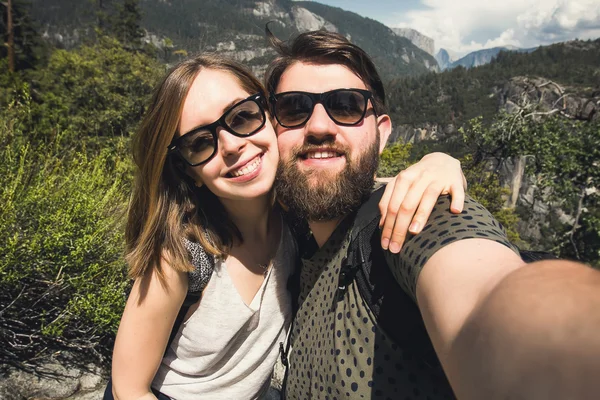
[178,69,250,135]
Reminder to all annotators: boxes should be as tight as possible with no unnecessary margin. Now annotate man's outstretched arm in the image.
[417,239,600,399]
[447,258,600,400]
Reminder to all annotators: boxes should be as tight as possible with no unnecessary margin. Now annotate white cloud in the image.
[388,0,600,57]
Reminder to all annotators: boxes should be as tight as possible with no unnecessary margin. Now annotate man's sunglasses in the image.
[270,88,377,129]
[168,93,266,166]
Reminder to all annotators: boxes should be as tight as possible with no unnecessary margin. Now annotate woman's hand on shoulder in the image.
[111,257,188,400]
[377,152,466,254]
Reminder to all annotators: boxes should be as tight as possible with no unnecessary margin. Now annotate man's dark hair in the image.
[264,25,387,115]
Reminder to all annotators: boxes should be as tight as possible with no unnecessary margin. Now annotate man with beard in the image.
[266,28,600,400]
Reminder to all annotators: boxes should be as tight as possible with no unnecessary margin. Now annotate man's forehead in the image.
[276,61,368,93]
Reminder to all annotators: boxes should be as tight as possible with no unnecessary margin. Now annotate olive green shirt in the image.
[285,194,519,400]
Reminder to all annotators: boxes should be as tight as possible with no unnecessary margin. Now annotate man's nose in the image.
[304,103,338,139]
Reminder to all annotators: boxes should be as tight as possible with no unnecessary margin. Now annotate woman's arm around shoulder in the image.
[111,257,188,400]
[378,152,466,253]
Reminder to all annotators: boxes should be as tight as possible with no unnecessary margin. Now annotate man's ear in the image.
[376,114,392,154]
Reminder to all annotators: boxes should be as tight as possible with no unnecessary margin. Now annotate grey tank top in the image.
[152,221,296,399]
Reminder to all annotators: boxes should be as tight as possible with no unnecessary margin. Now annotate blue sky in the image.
[304,0,600,58]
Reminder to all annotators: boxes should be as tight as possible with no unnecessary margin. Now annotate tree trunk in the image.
[6,0,15,73]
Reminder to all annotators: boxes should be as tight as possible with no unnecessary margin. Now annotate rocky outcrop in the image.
[435,48,455,70]
[291,6,338,32]
[495,76,599,121]
[0,360,106,400]
[252,1,287,19]
[0,355,285,399]
[392,28,435,56]
[390,123,457,144]
[491,77,599,245]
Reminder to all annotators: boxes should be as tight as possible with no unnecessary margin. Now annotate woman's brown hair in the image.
[126,53,267,281]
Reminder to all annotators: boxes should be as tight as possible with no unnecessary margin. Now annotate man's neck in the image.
[308,217,344,248]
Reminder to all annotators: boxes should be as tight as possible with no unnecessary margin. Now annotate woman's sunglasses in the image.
[270,88,377,129]
[168,93,266,166]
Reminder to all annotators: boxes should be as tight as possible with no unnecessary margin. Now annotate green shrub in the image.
[0,98,132,368]
[378,141,412,177]
[26,36,164,146]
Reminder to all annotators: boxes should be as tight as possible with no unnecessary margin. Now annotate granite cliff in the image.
[392,27,435,56]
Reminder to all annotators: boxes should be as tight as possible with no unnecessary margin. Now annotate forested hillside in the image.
[383,40,600,269]
[28,0,437,80]
[388,39,600,127]
[1,0,599,377]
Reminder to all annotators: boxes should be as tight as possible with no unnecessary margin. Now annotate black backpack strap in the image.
[165,291,202,356]
[337,186,443,368]
[164,240,215,354]
[336,185,386,300]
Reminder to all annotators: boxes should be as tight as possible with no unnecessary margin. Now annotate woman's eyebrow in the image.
[180,96,249,135]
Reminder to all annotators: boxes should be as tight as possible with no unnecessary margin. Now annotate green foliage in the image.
[0,0,49,71]
[113,0,145,48]
[0,94,131,366]
[460,155,523,245]
[378,138,523,245]
[378,142,412,177]
[460,110,600,267]
[27,36,163,145]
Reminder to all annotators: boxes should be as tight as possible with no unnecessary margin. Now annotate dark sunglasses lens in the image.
[275,93,313,127]
[325,90,367,125]
[179,129,215,165]
[225,99,264,135]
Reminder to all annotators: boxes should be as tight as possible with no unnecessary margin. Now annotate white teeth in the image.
[231,156,261,177]
[307,151,338,159]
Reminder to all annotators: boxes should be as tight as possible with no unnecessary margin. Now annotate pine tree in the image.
[1,0,14,72]
[1,0,45,71]
[113,0,144,48]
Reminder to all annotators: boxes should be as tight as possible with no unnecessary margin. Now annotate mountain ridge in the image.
[28,0,438,80]
[443,46,537,70]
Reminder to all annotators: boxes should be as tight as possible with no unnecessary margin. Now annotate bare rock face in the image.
[392,28,435,56]
[496,76,600,121]
[0,361,106,400]
[291,6,337,32]
[390,123,457,144]
[253,1,288,19]
[0,360,285,400]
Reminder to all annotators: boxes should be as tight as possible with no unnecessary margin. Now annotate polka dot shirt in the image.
[284,194,520,400]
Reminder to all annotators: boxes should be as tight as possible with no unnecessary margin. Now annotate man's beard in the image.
[275,137,380,222]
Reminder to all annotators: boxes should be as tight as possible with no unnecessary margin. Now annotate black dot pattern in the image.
[389,195,520,302]
[284,194,519,399]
